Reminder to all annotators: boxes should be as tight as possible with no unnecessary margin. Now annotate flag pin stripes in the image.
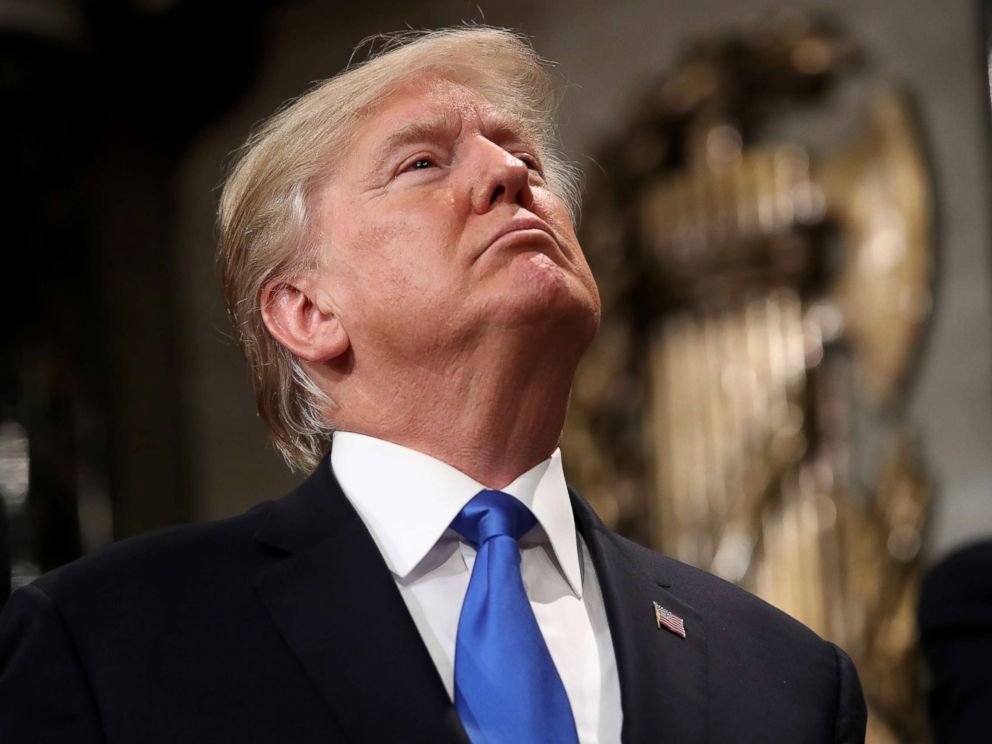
[653,601,686,638]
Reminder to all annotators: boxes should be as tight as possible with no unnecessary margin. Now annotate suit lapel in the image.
[249,456,707,743]
[571,492,708,744]
[251,456,468,743]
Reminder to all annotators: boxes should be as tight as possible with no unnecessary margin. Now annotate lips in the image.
[480,215,558,259]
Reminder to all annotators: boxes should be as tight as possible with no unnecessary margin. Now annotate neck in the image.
[314,327,586,488]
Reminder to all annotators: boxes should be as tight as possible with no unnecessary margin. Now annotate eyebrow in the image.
[367,110,461,180]
[484,109,533,141]
[479,111,545,167]
[365,108,541,182]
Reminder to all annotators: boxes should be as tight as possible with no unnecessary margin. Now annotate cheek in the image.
[543,200,592,274]
[537,195,601,307]
[320,186,466,320]
[335,219,459,322]
[535,191,576,239]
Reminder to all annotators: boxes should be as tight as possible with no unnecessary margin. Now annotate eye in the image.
[401,156,436,174]
[513,152,543,173]
[510,150,541,173]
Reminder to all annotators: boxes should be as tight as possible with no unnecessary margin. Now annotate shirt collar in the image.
[330,431,583,598]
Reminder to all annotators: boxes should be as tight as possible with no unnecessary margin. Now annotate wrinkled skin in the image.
[263,77,600,486]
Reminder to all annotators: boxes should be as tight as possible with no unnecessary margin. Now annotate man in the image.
[0,27,867,743]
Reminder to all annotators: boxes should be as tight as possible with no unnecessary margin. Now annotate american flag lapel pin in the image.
[653,601,686,638]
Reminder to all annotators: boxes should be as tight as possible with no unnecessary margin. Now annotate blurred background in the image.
[1,0,990,741]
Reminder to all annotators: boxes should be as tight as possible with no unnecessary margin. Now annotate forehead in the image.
[354,76,536,151]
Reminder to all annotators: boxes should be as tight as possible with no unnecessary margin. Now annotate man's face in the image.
[312,77,601,364]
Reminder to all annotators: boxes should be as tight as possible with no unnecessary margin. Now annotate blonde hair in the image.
[217,26,579,471]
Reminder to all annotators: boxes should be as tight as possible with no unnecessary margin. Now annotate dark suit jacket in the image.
[0,453,866,743]
[918,540,992,744]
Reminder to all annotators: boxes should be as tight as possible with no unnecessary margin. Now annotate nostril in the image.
[489,185,506,205]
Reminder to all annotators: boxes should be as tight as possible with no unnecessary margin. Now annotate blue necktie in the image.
[451,489,579,744]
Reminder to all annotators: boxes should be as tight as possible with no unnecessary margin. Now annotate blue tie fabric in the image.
[451,489,580,744]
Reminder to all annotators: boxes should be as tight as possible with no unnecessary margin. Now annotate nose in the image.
[468,137,535,214]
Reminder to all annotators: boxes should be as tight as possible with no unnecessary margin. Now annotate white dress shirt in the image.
[331,432,623,743]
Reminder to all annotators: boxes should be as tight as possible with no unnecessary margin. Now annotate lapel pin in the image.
[653,601,686,638]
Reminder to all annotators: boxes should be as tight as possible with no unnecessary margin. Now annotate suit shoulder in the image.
[606,530,866,738]
[609,530,833,650]
[31,499,276,602]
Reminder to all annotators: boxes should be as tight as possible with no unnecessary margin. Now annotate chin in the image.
[495,252,601,333]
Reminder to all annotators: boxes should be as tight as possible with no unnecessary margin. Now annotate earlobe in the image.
[260,278,350,362]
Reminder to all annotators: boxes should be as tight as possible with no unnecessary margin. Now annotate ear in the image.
[260,276,350,362]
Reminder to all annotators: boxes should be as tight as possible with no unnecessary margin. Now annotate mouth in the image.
[478,216,559,260]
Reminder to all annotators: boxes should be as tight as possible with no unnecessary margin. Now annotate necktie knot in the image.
[451,489,536,548]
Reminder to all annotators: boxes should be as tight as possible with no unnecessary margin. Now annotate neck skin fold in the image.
[306,317,592,489]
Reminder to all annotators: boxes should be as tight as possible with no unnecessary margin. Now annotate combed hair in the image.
[217,26,580,472]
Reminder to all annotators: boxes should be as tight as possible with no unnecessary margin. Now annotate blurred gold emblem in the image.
[567,10,933,742]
